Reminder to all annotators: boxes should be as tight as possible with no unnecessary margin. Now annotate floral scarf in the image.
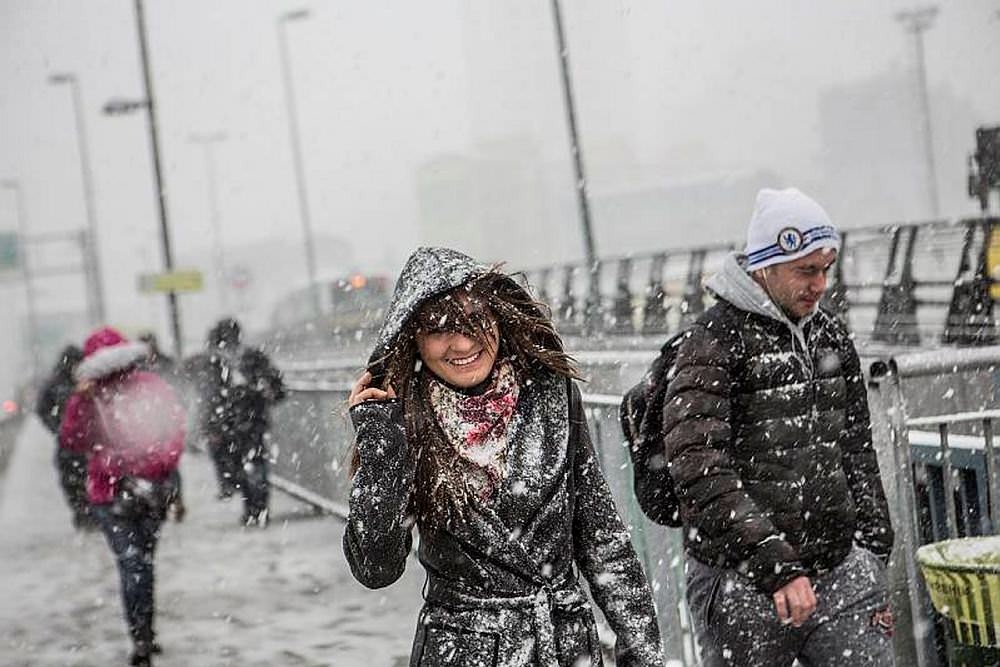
[426,360,519,503]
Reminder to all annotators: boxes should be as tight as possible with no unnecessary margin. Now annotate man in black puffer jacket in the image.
[661,188,895,666]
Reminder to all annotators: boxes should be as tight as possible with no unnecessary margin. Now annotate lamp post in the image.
[277,8,321,318]
[1,180,41,378]
[103,0,183,356]
[48,72,106,326]
[189,132,230,314]
[896,6,941,219]
[549,0,600,332]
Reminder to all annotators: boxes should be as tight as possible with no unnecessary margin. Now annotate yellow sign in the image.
[138,270,203,294]
[989,221,1000,300]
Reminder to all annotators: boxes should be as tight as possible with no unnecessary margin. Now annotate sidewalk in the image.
[0,417,424,667]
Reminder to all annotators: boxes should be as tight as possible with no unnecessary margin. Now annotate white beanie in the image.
[743,188,840,271]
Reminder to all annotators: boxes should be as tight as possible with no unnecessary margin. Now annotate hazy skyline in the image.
[2,0,999,396]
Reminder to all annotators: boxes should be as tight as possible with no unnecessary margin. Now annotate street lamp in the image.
[277,8,321,319]
[549,0,600,331]
[48,72,107,326]
[102,0,184,357]
[896,6,941,219]
[1,179,41,378]
[189,132,230,314]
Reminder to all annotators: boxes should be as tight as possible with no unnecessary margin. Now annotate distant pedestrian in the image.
[191,318,286,526]
[60,327,186,667]
[660,188,895,666]
[344,247,664,666]
[137,331,178,384]
[35,344,92,529]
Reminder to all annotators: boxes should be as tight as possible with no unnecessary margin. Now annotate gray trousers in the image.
[686,546,895,667]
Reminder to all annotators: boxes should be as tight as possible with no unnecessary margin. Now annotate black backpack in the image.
[618,330,690,527]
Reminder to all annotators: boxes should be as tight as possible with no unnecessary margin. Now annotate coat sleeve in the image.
[59,392,96,454]
[569,384,664,667]
[663,323,806,595]
[342,399,415,589]
[838,334,894,561]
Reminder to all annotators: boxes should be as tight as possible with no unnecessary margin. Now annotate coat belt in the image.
[424,575,589,667]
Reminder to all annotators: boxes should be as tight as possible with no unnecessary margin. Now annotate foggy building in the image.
[815,67,982,226]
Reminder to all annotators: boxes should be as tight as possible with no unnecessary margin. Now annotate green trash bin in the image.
[917,536,1000,666]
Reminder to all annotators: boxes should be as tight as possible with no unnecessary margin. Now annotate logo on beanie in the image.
[777,227,804,254]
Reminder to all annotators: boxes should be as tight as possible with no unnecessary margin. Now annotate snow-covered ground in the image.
[0,417,424,667]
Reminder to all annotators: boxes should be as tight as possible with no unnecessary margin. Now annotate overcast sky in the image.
[1,0,999,395]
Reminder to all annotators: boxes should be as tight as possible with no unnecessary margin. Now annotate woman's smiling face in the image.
[415,294,499,388]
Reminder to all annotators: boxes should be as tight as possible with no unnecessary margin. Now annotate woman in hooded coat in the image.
[344,247,663,667]
[60,327,185,667]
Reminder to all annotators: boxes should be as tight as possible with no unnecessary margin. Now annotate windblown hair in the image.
[353,269,579,526]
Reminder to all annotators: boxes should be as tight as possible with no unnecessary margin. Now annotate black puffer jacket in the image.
[661,254,893,595]
[36,346,84,435]
[343,247,663,667]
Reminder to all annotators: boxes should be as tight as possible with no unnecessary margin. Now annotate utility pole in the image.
[1,180,41,378]
[896,6,941,219]
[277,9,322,319]
[48,73,107,326]
[549,0,601,331]
[133,0,183,357]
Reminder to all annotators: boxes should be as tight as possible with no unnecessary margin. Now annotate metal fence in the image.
[521,217,1000,347]
[869,346,1000,667]
[272,345,1000,666]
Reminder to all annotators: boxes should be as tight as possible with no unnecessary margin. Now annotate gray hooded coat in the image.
[662,253,894,595]
[343,247,663,666]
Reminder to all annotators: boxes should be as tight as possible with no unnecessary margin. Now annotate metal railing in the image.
[869,346,1000,667]
[521,217,1000,347]
[273,345,1000,666]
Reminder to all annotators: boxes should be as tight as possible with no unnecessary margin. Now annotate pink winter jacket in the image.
[60,368,185,505]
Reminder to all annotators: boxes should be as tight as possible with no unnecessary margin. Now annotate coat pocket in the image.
[416,623,500,667]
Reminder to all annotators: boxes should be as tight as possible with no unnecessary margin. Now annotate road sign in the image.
[0,232,18,270]
[138,270,203,294]
[229,266,251,290]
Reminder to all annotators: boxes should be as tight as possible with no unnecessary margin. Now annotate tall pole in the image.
[134,0,183,357]
[549,0,600,330]
[48,73,106,326]
[277,9,321,319]
[189,133,230,314]
[896,6,941,219]
[1,180,41,379]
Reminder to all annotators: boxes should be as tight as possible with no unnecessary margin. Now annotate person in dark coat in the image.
[344,247,663,667]
[35,344,93,529]
[137,332,178,383]
[60,327,186,667]
[660,188,895,666]
[193,318,286,526]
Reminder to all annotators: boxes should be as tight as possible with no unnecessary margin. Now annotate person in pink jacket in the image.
[60,327,185,667]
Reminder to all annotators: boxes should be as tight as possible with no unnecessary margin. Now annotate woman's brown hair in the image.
[351,269,579,525]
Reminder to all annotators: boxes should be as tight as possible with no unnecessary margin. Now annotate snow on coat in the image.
[343,247,663,666]
[661,253,894,594]
[59,328,185,505]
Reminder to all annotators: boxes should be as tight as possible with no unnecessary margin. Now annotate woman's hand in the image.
[349,371,397,407]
